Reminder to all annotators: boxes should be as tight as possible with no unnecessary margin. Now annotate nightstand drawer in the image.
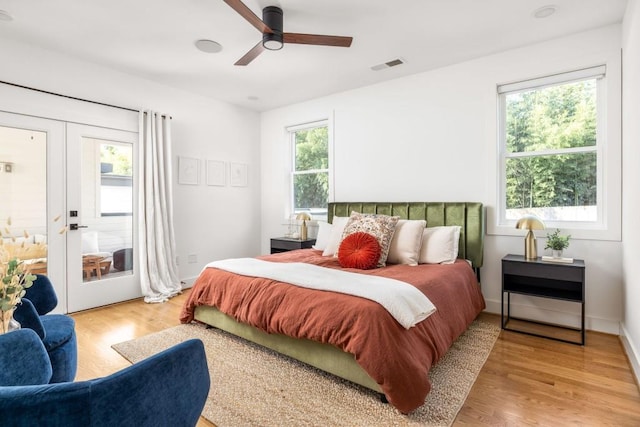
[502,273,583,301]
[502,261,583,282]
[270,237,316,254]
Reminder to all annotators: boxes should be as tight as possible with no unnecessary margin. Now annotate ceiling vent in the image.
[371,58,405,71]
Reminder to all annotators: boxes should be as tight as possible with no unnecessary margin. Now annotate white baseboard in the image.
[620,323,640,387]
[179,276,198,289]
[484,298,620,335]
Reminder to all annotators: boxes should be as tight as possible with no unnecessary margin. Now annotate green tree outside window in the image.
[504,79,597,219]
[292,126,329,214]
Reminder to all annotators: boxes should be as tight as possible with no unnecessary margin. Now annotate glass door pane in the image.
[80,139,133,282]
[0,126,48,271]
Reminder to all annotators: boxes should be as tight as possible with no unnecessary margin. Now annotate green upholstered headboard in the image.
[327,202,485,270]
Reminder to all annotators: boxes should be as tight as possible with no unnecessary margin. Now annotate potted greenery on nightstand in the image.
[544,229,571,258]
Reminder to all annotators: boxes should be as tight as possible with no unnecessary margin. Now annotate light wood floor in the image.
[71,290,640,426]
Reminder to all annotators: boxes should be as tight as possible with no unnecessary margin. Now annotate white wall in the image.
[621,0,640,383]
[0,38,261,284]
[261,25,623,334]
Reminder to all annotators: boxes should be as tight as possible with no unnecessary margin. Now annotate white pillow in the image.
[81,231,100,254]
[419,226,462,264]
[386,219,427,266]
[322,216,349,256]
[312,221,332,250]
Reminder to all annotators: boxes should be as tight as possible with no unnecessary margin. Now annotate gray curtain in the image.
[138,111,181,302]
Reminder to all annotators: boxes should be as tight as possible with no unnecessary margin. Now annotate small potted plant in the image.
[544,229,570,258]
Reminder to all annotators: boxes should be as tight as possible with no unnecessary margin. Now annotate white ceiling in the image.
[0,0,628,112]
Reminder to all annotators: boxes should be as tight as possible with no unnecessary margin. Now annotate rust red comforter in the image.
[180,249,485,413]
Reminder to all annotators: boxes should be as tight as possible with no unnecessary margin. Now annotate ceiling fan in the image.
[223,0,353,66]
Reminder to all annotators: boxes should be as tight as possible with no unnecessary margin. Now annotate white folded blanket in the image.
[205,258,436,329]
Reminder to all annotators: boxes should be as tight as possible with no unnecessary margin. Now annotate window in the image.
[288,121,330,218]
[498,66,605,228]
[99,142,133,216]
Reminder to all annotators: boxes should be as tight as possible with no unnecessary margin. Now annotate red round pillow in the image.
[338,232,381,270]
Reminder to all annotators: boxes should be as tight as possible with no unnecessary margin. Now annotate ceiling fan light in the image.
[263,33,283,50]
[262,6,284,51]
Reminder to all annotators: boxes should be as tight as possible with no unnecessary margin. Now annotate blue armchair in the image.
[0,329,210,427]
[13,274,77,383]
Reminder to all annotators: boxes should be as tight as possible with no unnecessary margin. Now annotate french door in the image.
[0,112,66,309]
[0,111,139,313]
[66,123,139,312]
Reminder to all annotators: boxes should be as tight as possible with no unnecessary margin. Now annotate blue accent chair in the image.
[13,274,77,383]
[0,329,210,427]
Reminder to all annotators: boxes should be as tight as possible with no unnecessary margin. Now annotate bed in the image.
[180,202,485,413]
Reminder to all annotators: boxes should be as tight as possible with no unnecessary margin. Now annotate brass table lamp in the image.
[515,215,545,260]
[296,212,311,240]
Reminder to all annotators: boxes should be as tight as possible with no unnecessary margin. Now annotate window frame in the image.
[496,66,613,235]
[286,119,332,221]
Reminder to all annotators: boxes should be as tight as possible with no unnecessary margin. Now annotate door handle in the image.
[69,224,89,231]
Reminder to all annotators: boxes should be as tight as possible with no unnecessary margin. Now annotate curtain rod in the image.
[0,79,139,113]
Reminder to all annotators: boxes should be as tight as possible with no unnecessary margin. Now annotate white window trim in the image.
[497,65,606,94]
[489,63,621,241]
[286,118,333,221]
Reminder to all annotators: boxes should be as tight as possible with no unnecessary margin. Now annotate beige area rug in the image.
[113,320,500,427]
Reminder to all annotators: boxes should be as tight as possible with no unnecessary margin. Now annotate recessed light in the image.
[195,39,223,53]
[0,10,14,21]
[533,5,557,19]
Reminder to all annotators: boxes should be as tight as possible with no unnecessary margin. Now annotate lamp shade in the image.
[296,212,311,221]
[515,214,545,230]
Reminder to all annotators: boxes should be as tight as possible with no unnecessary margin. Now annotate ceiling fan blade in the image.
[234,41,265,66]
[223,0,273,33]
[283,33,353,47]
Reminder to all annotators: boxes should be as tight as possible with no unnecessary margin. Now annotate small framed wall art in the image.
[206,160,226,186]
[230,162,248,187]
[178,156,199,185]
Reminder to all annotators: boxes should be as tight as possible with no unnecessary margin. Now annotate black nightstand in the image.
[270,237,316,254]
[501,254,586,345]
